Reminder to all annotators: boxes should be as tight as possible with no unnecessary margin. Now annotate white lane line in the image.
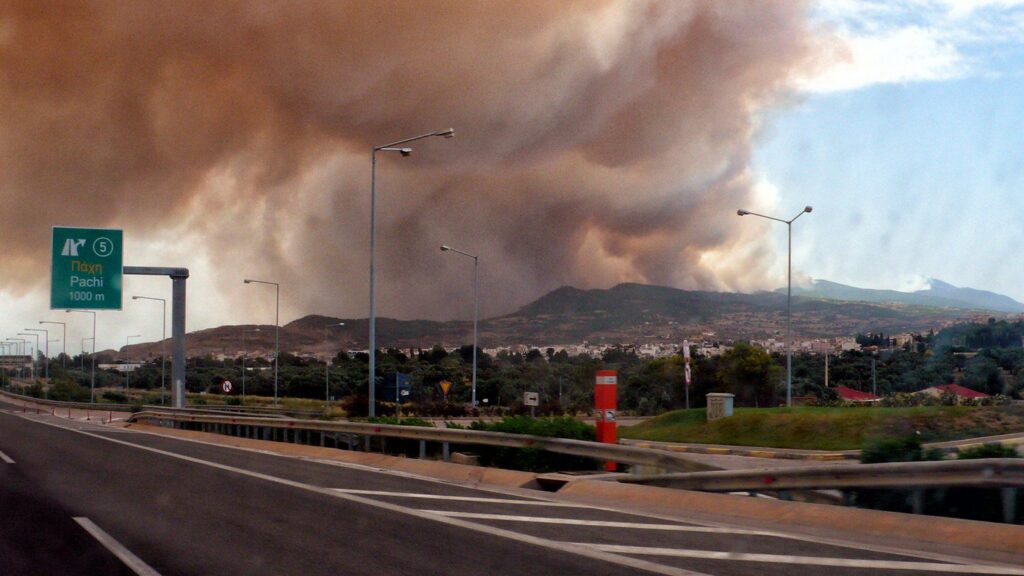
[73,517,162,576]
[24,417,707,576]
[421,511,776,535]
[569,544,1024,575]
[332,489,587,507]
[0,450,15,464]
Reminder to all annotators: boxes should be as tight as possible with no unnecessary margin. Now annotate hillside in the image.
[789,279,1024,313]
[122,282,1003,359]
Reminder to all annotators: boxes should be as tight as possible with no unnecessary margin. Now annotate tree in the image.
[715,343,781,407]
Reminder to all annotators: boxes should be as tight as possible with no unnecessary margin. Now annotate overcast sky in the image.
[2,1,1022,352]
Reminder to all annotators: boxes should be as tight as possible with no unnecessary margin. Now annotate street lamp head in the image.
[440,245,451,251]
[804,206,813,213]
[399,148,412,157]
[737,209,749,216]
[243,279,252,284]
[435,128,455,139]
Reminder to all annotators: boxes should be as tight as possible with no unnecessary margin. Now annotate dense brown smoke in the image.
[0,1,819,325]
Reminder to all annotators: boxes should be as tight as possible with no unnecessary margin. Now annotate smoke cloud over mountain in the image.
[0,1,823,330]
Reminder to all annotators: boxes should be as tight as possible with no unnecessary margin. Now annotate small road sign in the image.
[523,391,539,406]
[51,227,123,310]
[439,380,452,396]
[222,381,232,393]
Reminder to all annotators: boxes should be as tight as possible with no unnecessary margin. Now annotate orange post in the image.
[595,370,618,471]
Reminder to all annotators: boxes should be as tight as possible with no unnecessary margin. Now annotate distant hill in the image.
[788,279,1024,313]
[124,282,1002,359]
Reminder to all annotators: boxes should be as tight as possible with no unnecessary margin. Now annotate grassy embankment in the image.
[619,405,1024,451]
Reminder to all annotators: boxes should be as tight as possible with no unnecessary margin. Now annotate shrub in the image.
[956,444,1019,459]
[102,391,127,403]
[461,416,598,473]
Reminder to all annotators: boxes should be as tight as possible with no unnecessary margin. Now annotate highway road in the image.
[1,399,1022,576]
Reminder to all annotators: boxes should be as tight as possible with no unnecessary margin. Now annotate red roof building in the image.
[919,384,989,399]
[834,386,881,402]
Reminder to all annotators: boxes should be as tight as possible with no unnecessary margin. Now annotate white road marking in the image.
[22,417,708,576]
[421,511,777,535]
[0,450,14,464]
[332,489,587,506]
[73,517,162,576]
[570,544,1024,575]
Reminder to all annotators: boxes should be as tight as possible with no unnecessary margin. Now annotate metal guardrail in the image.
[0,390,303,419]
[620,458,1024,491]
[127,410,711,472]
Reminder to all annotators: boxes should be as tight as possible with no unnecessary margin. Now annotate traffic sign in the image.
[523,391,539,406]
[222,380,233,393]
[51,227,123,310]
[439,380,452,396]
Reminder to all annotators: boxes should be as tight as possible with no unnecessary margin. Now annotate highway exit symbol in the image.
[51,227,123,310]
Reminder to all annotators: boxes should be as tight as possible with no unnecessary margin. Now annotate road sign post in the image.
[51,227,123,310]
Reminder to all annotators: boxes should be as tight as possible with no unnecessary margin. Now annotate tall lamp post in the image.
[324,322,344,405]
[40,321,66,368]
[17,333,39,381]
[125,334,141,397]
[440,244,480,407]
[244,279,280,404]
[67,309,97,402]
[24,328,48,380]
[133,296,167,405]
[6,339,27,379]
[737,206,813,407]
[369,127,454,417]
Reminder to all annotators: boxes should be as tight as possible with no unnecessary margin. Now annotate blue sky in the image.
[753,0,1024,299]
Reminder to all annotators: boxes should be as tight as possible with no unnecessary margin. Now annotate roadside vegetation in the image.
[620,405,1024,451]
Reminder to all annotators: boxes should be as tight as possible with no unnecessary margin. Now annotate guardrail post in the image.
[419,440,426,459]
[911,489,924,514]
[1003,488,1017,524]
[443,442,450,461]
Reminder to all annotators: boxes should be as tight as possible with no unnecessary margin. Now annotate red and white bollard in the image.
[595,369,618,472]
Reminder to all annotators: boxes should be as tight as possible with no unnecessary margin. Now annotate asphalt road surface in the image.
[1,400,1021,576]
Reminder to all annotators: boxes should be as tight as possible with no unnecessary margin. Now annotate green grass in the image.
[619,405,1024,451]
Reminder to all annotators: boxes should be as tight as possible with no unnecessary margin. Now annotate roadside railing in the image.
[621,458,1024,491]
[0,390,299,419]
[126,409,711,473]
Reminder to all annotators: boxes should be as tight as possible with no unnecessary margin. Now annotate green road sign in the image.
[51,227,123,310]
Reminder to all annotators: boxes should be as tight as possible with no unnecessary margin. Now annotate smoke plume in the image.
[0,1,822,330]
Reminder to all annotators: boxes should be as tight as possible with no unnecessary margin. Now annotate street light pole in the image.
[125,334,141,398]
[736,206,813,407]
[242,328,261,404]
[67,309,97,402]
[6,339,27,380]
[369,128,454,418]
[133,296,167,405]
[16,334,37,381]
[244,279,280,404]
[40,321,66,368]
[24,328,48,380]
[440,244,480,407]
[324,322,345,405]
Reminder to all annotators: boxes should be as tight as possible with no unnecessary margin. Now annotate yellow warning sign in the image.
[439,380,452,396]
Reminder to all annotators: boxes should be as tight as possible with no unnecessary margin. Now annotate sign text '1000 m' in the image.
[50,227,123,310]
